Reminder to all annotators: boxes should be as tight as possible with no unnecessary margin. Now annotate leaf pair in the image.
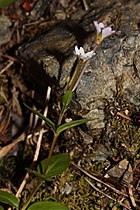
[0,191,68,210]
[24,90,73,133]
[0,154,70,209]
[24,101,90,136]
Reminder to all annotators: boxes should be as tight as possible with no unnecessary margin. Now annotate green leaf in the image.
[27,201,69,210]
[56,118,91,135]
[25,168,47,181]
[38,153,70,179]
[24,103,56,132]
[61,90,73,110]
[0,206,4,210]
[0,190,19,209]
[0,0,16,8]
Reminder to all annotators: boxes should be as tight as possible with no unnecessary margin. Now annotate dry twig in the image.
[0,61,14,75]
[72,162,129,198]
[117,112,132,121]
[16,86,51,198]
[33,86,51,162]
[85,178,131,210]
[128,184,136,207]
[1,54,21,64]
[81,0,89,10]
[0,133,25,159]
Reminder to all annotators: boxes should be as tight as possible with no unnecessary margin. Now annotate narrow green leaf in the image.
[27,201,69,210]
[38,153,70,179]
[0,190,19,209]
[0,206,4,210]
[0,0,16,8]
[61,90,73,110]
[25,168,47,181]
[56,118,91,135]
[24,103,56,132]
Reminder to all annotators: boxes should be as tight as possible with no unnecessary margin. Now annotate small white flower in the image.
[74,46,95,62]
[94,22,105,34]
[94,21,115,44]
[65,118,72,123]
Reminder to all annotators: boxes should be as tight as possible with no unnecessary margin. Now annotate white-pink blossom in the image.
[74,46,95,62]
[94,21,115,44]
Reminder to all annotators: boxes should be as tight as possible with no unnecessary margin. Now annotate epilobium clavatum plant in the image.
[0,20,115,210]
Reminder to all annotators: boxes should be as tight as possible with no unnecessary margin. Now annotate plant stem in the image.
[43,132,59,175]
[22,45,99,209]
[21,181,42,210]
[68,58,85,92]
[21,132,59,210]
[57,107,65,126]
[93,44,98,52]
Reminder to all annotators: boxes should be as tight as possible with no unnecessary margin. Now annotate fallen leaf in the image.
[0,133,25,159]
[0,109,11,134]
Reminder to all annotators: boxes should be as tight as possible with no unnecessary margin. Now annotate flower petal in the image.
[74,45,81,55]
[74,46,78,54]
[80,47,85,56]
[94,21,101,34]
[99,22,105,29]
[83,51,95,61]
[74,46,95,62]
[102,27,115,39]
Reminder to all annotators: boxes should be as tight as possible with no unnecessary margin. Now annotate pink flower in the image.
[74,46,95,62]
[94,21,115,44]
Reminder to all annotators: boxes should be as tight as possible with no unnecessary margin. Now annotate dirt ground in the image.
[0,0,140,209]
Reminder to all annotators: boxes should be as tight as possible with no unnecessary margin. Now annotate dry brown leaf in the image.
[0,133,25,159]
[0,108,11,134]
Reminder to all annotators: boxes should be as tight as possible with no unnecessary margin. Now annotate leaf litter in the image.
[0,0,140,209]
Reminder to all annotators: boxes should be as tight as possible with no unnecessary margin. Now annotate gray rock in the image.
[67,1,140,130]
[0,15,12,46]
[18,0,140,131]
[75,32,140,129]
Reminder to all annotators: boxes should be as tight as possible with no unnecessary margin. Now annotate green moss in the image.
[21,105,140,209]
[111,116,140,158]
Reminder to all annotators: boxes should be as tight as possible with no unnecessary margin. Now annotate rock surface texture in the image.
[18,0,140,130]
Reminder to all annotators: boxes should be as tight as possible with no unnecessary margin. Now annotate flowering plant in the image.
[74,46,95,62]
[68,20,115,91]
[0,17,117,210]
[94,21,115,45]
